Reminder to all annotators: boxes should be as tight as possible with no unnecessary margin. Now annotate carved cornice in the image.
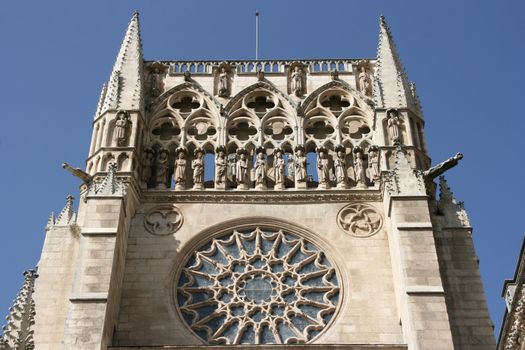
[143,189,382,204]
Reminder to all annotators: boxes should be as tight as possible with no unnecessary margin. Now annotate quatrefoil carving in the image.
[337,203,382,237]
[144,205,184,236]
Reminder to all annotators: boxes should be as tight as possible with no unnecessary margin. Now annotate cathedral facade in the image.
[1,13,495,350]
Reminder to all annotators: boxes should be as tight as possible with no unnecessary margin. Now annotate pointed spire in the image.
[94,83,107,119]
[55,195,76,226]
[100,12,144,115]
[45,212,54,230]
[0,269,38,350]
[438,176,455,203]
[385,146,425,196]
[438,176,470,227]
[374,15,417,111]
[87,163,126,197]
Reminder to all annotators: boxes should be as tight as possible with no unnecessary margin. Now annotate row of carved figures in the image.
[141,145,381,190]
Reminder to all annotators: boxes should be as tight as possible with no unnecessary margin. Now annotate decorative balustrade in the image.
[164,59,359,75]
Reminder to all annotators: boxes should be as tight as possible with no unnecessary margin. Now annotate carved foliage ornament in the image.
[144,205,183,236]
[337,203,382,238]
[176,228,340,345]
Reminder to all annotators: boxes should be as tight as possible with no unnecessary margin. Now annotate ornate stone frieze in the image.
[143,190,382,204]
[175,228,340,345]
[337,203,383,238]
[144,205,183,236]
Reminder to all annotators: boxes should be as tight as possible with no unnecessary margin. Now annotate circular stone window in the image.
[175,228,340,345]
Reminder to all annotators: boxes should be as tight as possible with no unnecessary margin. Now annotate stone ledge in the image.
[69,292,108,302]
[396,222,433,230]
[81,227,118,236]
[110,345,407,350]
[406,285,445,295]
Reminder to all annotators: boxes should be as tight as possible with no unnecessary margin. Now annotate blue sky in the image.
[0,0,524,338]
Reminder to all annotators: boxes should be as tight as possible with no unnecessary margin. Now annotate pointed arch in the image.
[224,81,297,115]
[151,81,222,116]
[302,80,374,117]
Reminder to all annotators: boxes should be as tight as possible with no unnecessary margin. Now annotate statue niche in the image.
[174,148,187,190]
[215,63,233,98]
[287,62,307,97]
[353,147,367,188]
[316,147,331,190]
[191,148,205,190]
[112,110,131,147]
[215,146,228,190]
[254,147,268,190]
[147,62,166,97]
[386,109,402,145]
[273,149,286,190]
[334,145,349,189]
[235,148,250,190]
[357,65,373,97]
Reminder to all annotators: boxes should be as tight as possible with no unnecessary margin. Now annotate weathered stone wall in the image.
[33,226,79,350]
[435,228,496,349]
[113,199,403,346]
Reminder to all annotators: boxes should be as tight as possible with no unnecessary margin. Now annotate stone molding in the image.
[69,292,108,303]
[143,190,382,204]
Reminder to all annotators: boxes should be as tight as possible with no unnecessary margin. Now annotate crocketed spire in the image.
[100,12,144,114]
[0,269,38,350]
[374,15,418,112]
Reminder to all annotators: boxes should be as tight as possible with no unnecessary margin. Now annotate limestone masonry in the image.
[0,12,495,350]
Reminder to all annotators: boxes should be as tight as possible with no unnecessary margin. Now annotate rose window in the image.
[176,228,340,345]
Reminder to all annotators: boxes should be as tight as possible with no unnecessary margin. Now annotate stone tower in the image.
[4,12,495,350]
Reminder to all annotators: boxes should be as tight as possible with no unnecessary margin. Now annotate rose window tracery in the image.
[176,228,340,345]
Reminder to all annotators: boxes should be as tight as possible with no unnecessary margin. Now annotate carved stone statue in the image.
[291,66,304,96]
[149,67,163,97]
[114,111,130,146]
[141,148,154,186]
[254,149,267,190]
[155,149,169,189]
[235,150,249,190]
[334,147,348,188]
[358,66,372,96]
[191,149,204,190]
[215,149,227,189]
[273,149,286,190]
[294,147,307,189]
[387,109,401,145]
[218,67,230,97]
[368,146,380,184]
[257,69,264,81]
[353,148,367,188]
[174,149,187,190]
[317,149,331,189]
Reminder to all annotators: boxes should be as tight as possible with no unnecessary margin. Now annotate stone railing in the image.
[163,59,363,75]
